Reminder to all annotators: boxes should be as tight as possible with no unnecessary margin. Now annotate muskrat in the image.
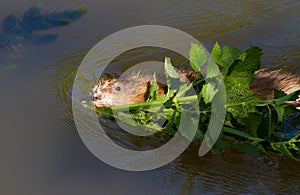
[91,69,300,108]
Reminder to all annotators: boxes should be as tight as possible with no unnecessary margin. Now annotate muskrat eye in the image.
[115,86,121,91]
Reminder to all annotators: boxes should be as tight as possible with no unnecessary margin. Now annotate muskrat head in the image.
[91,74,155,108]
[91,77,127,107]
[90,68,199,108]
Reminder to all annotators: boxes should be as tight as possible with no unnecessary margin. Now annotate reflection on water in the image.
[0,4,86,73]
[2,0,300,194]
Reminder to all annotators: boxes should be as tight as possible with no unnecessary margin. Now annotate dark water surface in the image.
[1,0,300,194]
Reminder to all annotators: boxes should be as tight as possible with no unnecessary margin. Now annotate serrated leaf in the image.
[227,46,260,74]
[206,57,220,78]
[273,104,285,122]
[201,83,217,104]
[179,112,198,141]
[189,43,207,72]
[223,45,263,124]
[211,42,221,57]
[164,57,179,78]
[176,83,193,98]
[219,46,243,67]
[211,42,225,66]
[147,73,159,101]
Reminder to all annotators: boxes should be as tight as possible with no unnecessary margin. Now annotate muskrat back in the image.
[91,69,300,108]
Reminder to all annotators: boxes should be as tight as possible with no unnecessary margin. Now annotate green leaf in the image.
[273,90,299,106]
[210,139,227,155]
[246,113,263,137]
[223,46,263,124]
[211,42,225,66]
[164,57,182,96]
[201,83,217,104]
[176,83,193,98]
[225,46,262,77]
[274,89,286,99]
[284,104,299,116]
[273,104,285,122]
[271,133,300,161]
[147,73,159,101]
[189,43,207,72]
[219,46,243,67]
[164,57,179,78]
[223,127,252,139]
[206,57,220,78]
[179,111,199,141]
[211,42,221,57]
[162,110,180,135]
[225,76,260,124]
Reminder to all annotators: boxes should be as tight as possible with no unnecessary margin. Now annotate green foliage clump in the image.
[85,42,300,161]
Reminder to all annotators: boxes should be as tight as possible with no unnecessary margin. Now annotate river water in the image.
[0,0,300,194]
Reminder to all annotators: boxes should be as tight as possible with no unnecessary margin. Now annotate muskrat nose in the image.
[91,95,98,101]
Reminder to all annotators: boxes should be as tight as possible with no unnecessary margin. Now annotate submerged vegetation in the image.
[84,43,300,161]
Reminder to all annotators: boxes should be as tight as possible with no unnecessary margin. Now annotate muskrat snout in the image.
[90,94,98,101]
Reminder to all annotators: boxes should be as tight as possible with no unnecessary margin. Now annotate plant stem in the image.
[109,95,199,111]
[225,100,264,108]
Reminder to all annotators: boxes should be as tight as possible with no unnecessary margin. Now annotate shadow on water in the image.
[0,4,86,73]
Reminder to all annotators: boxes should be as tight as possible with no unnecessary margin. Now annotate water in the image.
[1,0,300,194]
